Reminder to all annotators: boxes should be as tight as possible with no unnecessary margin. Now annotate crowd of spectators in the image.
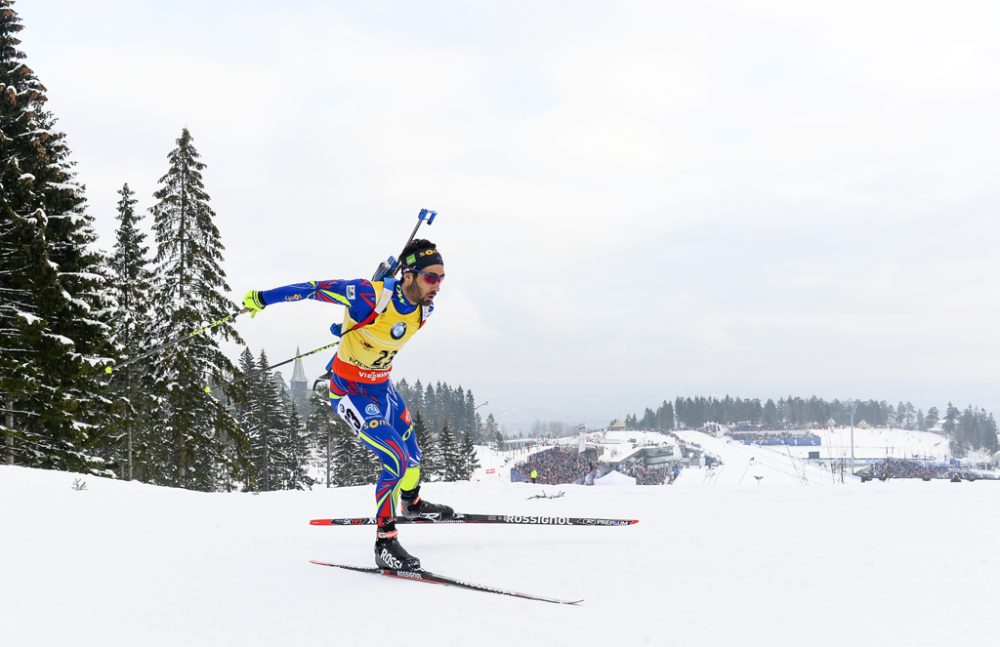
[514,447,599,485]
[728,431,821,446]
[616,463,669,485]
[856,458,999,481]
[856,458,946,480]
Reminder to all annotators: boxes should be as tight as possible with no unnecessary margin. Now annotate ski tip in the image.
[309,519,326,525]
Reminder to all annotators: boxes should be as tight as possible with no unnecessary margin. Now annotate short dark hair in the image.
[400,238,436,260]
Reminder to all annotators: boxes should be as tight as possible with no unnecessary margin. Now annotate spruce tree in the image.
[409,379,425,415]
[0,201,47,465]
[254,350,291,491]
[0,1,114,472]
[233,347,263,488]
[330,418,377,486]
[925,407,940,431]
[438,422,460,482]
[330,420,356,486]
[942,403,960,436]
[103,183,156,479]
[958,406,976,449]
[983,414,999,453]
[423,383,436,432]
[463,388,480,442]
[412,410,438,480]
[282,402,314,490]
[484,413,500,448]
[459,429,480,480]
[305,391,338,487]
[148,127,242,490]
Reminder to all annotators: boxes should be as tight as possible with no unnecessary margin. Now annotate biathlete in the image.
[242,239,452,570]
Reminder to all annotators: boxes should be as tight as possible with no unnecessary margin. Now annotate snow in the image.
[42,333,75,347]
[788,426,950,461]
[43,181,82,192]
[594,469,636,486]
[14,309,42,325]
[675,430,850,485]
[2,458,998,647]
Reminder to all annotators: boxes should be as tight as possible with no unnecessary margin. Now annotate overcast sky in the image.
[17,0,1000,430]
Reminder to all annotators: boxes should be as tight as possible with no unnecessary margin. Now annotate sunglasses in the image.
[414,270,445,285]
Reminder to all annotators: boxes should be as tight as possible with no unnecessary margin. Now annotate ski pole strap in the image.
[339,277,397,337]
[104,309,244,379]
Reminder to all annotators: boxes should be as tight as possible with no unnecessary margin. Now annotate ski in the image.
[310,513,638,527]
[309,560,583,605]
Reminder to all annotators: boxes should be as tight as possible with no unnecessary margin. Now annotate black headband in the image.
[403,248,443,271]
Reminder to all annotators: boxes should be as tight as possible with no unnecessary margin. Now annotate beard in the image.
[403,282,436,306]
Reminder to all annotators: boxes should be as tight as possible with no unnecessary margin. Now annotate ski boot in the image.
[400,486,454,521]
[374,518,421,571]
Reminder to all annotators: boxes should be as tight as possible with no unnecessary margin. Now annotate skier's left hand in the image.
[242,290,266,318]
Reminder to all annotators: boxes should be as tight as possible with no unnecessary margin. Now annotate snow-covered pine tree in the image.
[227,347,263,489]
[282,402,314,490]
[925,406,940,431]
[942,403,960,436]
[330,415,377,486]
[463,387,480,443]
[454,385,466,437]
[438,422,460,482]
[148,127,242,491]
[355,429,379,485]
[412,409,438,480]
[0,1,114,472]
[103,183,157,479]
[459,429,479,480]
[329,411,354,487]
[253,350,291,492]
[305,391,337,486]
[0,199,46,465]
[423,382,436,431]
[984,414,999,453]
[408,379,425,415]
[484,413,500,448]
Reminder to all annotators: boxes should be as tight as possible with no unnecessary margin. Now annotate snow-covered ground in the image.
[783,426,951,462]
[674,430,852,485]
[2,461,998,647]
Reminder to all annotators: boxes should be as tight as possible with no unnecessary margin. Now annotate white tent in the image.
[594,470,637,486]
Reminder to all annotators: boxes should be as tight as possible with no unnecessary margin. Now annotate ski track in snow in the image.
[2,432,998,647]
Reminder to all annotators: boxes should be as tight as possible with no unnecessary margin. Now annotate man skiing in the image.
[242,238,452,570]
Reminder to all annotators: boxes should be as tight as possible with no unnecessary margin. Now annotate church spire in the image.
[290,347,308,385]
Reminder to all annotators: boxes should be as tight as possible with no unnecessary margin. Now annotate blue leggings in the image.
[328,374,421,518]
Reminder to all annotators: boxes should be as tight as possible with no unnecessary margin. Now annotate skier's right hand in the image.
[242,290,267,318]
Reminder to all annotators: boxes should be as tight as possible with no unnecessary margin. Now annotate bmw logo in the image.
[390,322,407,340]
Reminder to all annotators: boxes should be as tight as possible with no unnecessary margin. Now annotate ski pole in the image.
[103,309,244,381]
[205,340,341,392]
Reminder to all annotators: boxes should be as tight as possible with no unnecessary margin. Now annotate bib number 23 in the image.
[371,350,397,368]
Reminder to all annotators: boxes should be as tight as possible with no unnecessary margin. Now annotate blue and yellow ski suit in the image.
[260,278,432,517]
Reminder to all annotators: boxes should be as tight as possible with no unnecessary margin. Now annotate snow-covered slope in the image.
[674,429,848,485]
[784,426,951,461]
[2,465,998,647]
